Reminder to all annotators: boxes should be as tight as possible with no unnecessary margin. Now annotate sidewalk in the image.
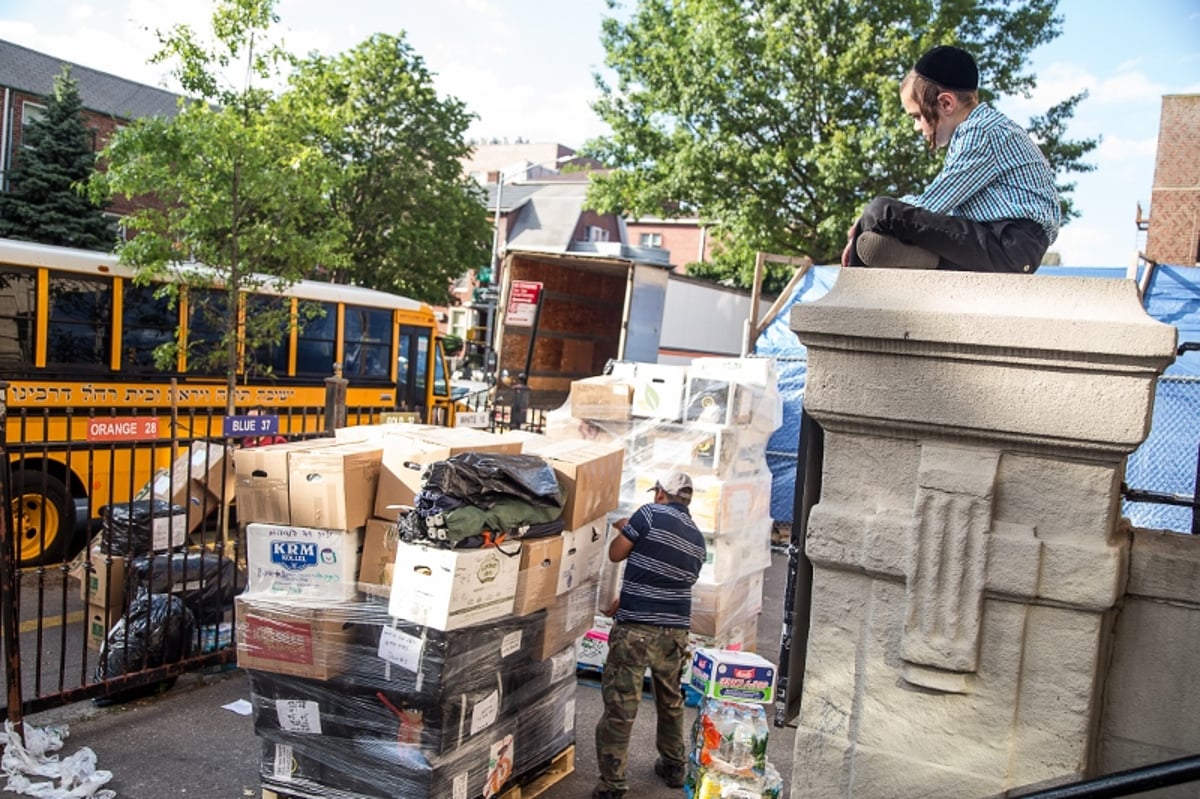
[3,551,796,799]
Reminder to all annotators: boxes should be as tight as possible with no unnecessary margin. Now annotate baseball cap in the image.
[651,471,693,501]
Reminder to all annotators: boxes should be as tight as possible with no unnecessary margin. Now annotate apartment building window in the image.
[20,102,46,149]
[586,225,610,242]
[639,232,663,248]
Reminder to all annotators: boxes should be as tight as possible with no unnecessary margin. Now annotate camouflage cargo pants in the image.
[594,621,690,794]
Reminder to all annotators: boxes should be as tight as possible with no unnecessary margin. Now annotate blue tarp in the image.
[759,264,1198,533]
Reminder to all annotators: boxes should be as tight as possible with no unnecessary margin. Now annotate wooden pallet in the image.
[498,745,575,799]
[261,745,575,799]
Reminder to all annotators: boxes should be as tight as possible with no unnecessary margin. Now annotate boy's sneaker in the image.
[654,757,687,788]
[856,232,939,270]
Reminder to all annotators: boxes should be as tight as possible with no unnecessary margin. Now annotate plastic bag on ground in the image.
[0,721,115,798]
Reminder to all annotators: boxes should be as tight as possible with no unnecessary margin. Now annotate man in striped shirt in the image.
[841,45,1061,273]
[593,471,705,799]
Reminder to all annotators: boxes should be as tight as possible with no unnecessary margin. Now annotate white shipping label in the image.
[453,771,469,799]
[564,698,576,733]
[550,648,575,684]
[500,630,522,658]
[272,743,294,780]
[378,626,423,672]
[276,699,322,734]
[470,690,500,735]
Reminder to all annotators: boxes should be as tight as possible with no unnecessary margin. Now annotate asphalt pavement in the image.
[2,551,797,799]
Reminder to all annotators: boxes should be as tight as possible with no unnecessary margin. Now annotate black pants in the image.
[850,196,1050,273]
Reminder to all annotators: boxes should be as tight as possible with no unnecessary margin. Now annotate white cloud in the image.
[1097,134,1158,162]
[1052,222,1141,268]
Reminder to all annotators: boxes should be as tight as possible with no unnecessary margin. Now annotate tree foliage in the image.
[0,66,116,249]
[87,0,333,412]
[585,0,1096,292]
[280,34,492,305]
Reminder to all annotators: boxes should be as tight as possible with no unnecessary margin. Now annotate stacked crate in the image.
[560,357,781,672]
[236,425,620,798]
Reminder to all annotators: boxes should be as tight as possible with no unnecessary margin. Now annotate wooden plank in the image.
[498,745,576,799]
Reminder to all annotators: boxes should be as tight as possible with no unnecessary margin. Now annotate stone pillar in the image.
[788,269,1177,798]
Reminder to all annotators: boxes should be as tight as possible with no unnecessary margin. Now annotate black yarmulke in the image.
[914,45,979,91]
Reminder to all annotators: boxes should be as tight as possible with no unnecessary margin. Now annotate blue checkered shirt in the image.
[902,104,1060,243]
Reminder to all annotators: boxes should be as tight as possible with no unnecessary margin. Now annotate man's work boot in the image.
[856,231,940,269]
[654,756,686,788]
[592,788,626,799]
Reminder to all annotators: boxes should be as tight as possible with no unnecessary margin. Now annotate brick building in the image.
[0,39,182,222]
[1144,94,1200,266]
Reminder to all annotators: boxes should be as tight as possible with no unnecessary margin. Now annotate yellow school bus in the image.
[0,237,458,566]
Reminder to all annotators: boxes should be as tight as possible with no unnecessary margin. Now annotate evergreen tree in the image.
[0,66,116,250]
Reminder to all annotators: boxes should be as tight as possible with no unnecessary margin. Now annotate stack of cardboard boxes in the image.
[236,424,623,798]
[557,357,781,673]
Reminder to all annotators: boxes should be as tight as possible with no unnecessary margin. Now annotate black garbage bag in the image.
[127,551,243,625]
[98,499,187,556]
[421,452,562,510]
[96,592,196,682]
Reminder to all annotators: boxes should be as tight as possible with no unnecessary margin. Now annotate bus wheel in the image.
[11,472,77,567]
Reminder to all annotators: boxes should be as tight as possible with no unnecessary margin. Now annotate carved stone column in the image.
[788,269,1176,798]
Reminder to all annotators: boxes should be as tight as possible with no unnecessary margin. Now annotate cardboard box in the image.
[570,376,635,421]
[513,534,564,616]
[369,424,524,457]
[700,521,773,583]
[388,542,520,631]
[523,438,624,530]
[576,614,613,669]
[141,468,219,536]
[372,436,452,519]
[235,594,357,680]
[687,356,778,389]
[78,546,128,605]
[684,377,754,427]
[690,647,777,704]
[288,442,381,531]
[557,516,608,595]
[538,580,597,660]
[86,601,123,650]
[635,472,772,533]
[359,517,401,597]
[632,363,687,420]
[245,523,363,601]
[691,569,764,638]
[234,439,338,525]
[172,441,236,505]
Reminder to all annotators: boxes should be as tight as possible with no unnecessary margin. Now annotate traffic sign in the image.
[507,280,543,327]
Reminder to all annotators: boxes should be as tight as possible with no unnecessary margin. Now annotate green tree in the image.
[585,0,1096,292]
[0,66,116,249]
[279,33,491,304]
[87,0,333,413]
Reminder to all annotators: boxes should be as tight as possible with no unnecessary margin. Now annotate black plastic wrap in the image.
[98,499,187,556]
[422,452,562,509]
[127,551,243,625]
[95,592,196,680]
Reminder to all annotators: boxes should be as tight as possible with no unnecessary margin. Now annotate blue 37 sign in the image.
[223,414,280,438]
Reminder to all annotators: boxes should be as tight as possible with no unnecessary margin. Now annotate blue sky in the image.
[1,0,1197,267]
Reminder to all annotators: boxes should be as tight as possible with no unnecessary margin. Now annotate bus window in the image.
[186,288,228,374]
[122,283,175,371]
[245,294,290,378]
[47,272,111,369]
[344,304,390,379]
[296,301,335,376]
[0,265,36,366]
